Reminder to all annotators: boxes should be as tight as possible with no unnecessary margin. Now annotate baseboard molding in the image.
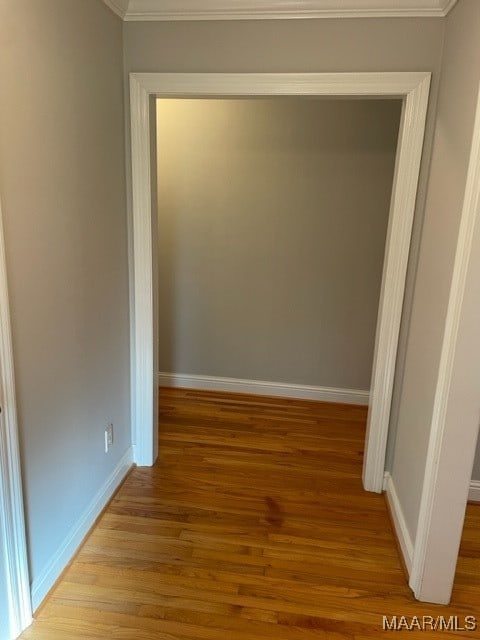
[157,372,369,406]
[383,472,414,575]
[30,446,134,611]
[383,473,480,580]
[469,480,480,502]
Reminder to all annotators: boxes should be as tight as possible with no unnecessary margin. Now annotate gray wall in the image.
[0,0,130,587]
[391,0,480,541]
[157,98,400,388]
[124,16,445,465]
[123,18,445,75]
[472,438,480,480]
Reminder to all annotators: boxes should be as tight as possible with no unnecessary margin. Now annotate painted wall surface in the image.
[124,18,445,76]
[124,17,445,466]
[0,0,130,588]
[472,438,480,480]
[391,0,480,541]
[157,98,400,389]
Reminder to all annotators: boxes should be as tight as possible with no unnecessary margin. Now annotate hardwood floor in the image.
[20,388,480,639]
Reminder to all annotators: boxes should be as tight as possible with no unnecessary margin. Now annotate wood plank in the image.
[19,388,480,639]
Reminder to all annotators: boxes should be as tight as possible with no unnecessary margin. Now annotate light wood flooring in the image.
[20,388,480,639]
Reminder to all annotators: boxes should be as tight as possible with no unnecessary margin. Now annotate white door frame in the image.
[409,85,480,604]
[129,71,431,494]
[0,196,32,638]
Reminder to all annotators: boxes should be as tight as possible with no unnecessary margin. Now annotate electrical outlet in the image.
[104,423,114,453]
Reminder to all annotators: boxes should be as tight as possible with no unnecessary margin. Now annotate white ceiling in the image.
[103,0,458,21]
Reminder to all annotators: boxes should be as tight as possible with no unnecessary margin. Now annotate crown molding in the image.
[103,0,130,19]
[102,0,458,21]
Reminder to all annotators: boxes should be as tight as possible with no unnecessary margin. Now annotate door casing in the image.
[0,195,32,639]
[128,71,431,495]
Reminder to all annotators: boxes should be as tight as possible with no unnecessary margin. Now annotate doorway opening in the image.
[128,72,431,496]
[155,97,401,423]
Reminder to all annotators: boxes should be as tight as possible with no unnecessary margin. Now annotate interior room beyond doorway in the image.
[156,97,401,403]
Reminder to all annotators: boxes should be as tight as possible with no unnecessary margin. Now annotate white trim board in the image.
[383,472,414,574]
[0,196,32,639]
[102,0,130,19]
[129,72,431,490]
[468,480,480,502]
[104,0,459,20]
[30,447,133,612]
[385,476,480,574]
[158,373,369,405]
[409,84,480,604]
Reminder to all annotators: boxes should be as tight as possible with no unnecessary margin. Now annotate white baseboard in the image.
[384,473,480,578]
[383,472,414,575]
[157,372,369,406]
[469,480,480,502]
[30,446,134,611]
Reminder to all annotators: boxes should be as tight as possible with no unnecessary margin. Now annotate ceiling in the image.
[103,0,459,21]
